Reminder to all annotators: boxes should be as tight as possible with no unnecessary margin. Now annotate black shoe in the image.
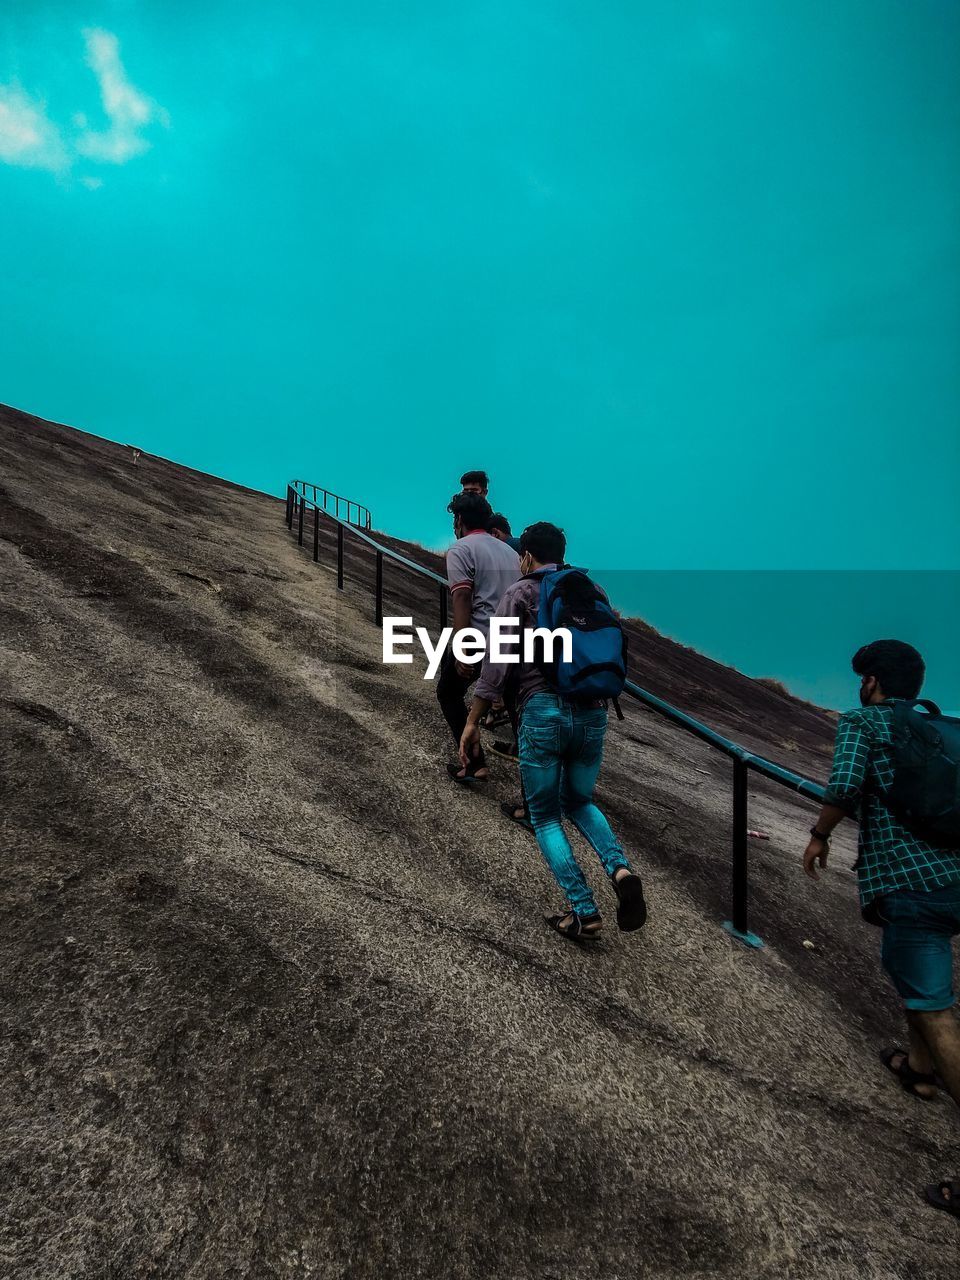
[611,871,647,932]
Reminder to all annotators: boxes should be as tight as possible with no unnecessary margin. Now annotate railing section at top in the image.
[290,479,372,530]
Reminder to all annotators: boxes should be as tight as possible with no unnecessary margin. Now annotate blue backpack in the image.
[532,567,627,707]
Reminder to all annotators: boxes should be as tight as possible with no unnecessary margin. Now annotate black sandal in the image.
[880,1047,939,1101]
[491,739,518,763]
[447,747,488,787]
[923,1179,960,1219]
[500,801,533,830]
[611,871,647,932]
[545,910,602,942]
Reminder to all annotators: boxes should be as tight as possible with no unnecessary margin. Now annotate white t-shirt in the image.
[445,532,521,639]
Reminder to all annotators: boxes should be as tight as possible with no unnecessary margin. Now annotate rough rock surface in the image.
[1,403,957,1279]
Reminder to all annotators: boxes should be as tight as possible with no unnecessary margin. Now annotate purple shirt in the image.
[474,567,556,708]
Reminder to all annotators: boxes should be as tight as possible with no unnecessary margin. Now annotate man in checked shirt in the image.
[802,639,960,1220]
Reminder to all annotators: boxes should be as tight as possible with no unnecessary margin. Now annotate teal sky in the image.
[2,3,958,708]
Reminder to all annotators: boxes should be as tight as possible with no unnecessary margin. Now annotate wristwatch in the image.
[809,826,831,843]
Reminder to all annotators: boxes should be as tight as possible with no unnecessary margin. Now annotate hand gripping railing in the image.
[285,482,826,948]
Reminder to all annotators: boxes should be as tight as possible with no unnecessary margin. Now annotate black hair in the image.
[459,469,489,490]
[487,512,512,537]
[519,521,566,565]
[447,490,493,532]
[852,639,925,699]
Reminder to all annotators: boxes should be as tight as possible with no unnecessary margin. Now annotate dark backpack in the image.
[885,699,960,849]
[532,567,627,704]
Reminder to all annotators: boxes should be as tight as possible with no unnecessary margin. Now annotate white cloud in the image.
[0,27,167,184]
[0,84,69,171]
[75,27,169,164]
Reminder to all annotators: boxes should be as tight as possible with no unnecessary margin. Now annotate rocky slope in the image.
[1,403,957,1279]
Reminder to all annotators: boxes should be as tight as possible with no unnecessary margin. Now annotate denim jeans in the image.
[875,884,960,1011]
[518,692,629,917]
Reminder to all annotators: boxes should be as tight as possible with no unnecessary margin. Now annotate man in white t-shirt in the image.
[440,490,520,783]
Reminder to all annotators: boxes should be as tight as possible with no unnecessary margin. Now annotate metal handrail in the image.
[285,483,827,948]
[623,680,825,800]
[291,479,372,530]
[286,484,450,627]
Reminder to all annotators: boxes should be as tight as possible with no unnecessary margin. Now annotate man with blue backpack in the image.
[802,639,960,1220]
[459,521,647,940]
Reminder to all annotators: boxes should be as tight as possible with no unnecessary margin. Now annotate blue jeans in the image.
[518,692,629,917]
[875,885,960,1012]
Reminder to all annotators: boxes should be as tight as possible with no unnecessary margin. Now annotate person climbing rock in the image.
[802,639,960,1219]
[487,511,522,554]
[440,490,520,783]
[459,520,647,940]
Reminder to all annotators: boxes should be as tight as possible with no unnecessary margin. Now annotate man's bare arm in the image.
[451,588,472,634]
[802,803,848,880]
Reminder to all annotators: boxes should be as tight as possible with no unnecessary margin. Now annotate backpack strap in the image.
[912,699,941,716]
[888,697,941,716]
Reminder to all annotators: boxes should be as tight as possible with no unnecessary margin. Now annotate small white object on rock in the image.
[802,939,816,950]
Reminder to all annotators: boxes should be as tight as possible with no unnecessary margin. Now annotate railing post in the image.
[313,503,320,562]
[439,584,448,630]
[375,551,383,626]
[723,757,763,948]
[337,523,344,590]
[285,485,293,528]
[297,495,304,546]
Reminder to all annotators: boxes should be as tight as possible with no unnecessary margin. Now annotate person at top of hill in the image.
[802,639,960,1220]
[460,470,520,554]
[459,469,489,497]
[440,491,520,784]
[458,520,647,941]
